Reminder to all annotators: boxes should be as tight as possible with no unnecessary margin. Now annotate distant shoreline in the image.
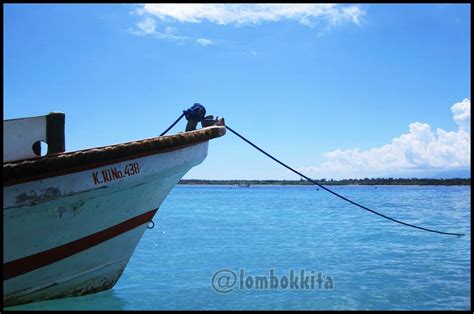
[179,178,470,186]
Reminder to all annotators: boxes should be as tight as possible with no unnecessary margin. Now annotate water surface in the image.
[8,185,471,310]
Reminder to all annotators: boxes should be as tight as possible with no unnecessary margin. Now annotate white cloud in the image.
[195,38,213,46]
[164,26,177,34]
[299,99,471,179]
[139,4,364,27]
[452,98,470,132]
[135,17,156,35]
[131,4,364,46]
[130,17,213,46]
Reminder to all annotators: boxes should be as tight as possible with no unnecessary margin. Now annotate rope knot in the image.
[183,103,206,122]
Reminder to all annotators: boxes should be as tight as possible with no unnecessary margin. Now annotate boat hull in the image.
[3,140,210,307]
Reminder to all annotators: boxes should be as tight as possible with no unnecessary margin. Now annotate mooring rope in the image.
[225,125,465,237]
[160,108,465,237]
[160,113,185,136]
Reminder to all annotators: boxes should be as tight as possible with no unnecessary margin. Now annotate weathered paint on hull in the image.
[3,141,209,307]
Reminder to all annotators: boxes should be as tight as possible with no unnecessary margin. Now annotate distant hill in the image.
[381,168,471,179]
[430,168,470,179]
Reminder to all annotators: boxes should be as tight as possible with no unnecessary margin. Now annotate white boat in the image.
[3,105,225,307]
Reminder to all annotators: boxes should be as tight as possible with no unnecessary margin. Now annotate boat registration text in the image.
[92,162,141,185]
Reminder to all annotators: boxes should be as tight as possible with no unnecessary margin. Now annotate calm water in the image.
[8,185,471,310]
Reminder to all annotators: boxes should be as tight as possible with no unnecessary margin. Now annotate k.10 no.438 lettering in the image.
[92,162,140,185]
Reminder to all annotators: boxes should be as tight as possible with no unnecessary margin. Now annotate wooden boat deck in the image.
[4,125,226,187]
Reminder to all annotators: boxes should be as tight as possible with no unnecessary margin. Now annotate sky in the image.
[3,4,471,180]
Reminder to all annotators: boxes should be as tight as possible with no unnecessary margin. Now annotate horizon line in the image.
[181,178,471,181]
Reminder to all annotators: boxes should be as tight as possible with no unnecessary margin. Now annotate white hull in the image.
[3,141,209,307]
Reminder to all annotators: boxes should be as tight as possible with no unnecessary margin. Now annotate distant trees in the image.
[179,178,470,186]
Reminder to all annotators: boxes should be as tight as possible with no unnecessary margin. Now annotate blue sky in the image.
[4,4,471,179]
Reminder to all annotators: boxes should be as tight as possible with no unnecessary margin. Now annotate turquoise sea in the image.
[7,185,471,310]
